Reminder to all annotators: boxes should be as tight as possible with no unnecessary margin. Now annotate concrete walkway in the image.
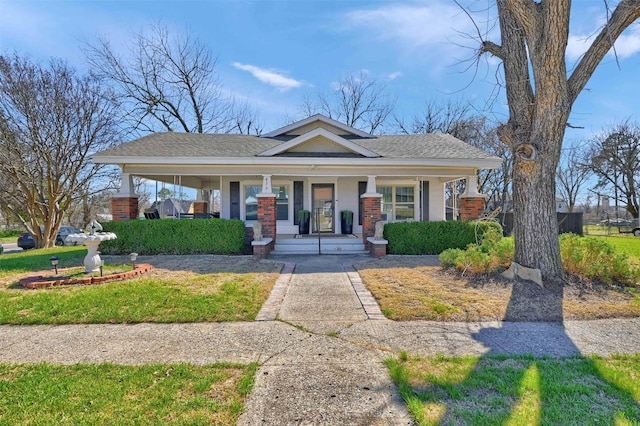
[1,254,640,425]
[239,254,413,425]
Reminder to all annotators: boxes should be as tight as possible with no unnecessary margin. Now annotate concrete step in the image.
[273,236,367,255]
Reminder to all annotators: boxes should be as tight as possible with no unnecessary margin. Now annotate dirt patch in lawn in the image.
[355,256,640,321]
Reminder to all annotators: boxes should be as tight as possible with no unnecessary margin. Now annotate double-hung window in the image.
[377,185,415,221]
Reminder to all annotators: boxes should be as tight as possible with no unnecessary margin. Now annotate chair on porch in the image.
[143,208,160,219]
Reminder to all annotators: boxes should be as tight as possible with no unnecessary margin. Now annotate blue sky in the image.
[1,0,639,142]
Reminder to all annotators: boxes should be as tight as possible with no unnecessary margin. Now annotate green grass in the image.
[387,353,640,425]
[0,229,21,243]
[0,273,276,324]
[0,246,87,278]
[0,247,279,324]
[598,235,640,258]
[0,362,257,425]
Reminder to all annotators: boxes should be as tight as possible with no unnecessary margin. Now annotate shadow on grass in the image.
[391,280,640,424]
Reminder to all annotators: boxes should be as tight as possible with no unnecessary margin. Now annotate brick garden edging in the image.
[19,264,153,289]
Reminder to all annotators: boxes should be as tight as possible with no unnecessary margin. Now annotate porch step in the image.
[272,235,367,255]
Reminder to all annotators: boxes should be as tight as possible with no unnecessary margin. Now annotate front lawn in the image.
[0,248,281,324]
[0,246,87,278]
[594,235,640,266]
[387,353,640,425]
[0,362,256,425]
[356,257,640,321]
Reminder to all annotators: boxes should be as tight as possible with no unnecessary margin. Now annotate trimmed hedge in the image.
[384,220,502,255]
[99,218,246,255]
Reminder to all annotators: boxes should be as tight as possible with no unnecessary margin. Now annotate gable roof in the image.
[261,113,372,138]
[93,131,499,163]
[257,127,380,157]
[92,114,502,169]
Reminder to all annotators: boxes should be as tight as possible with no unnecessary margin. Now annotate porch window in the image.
[245,185,260,221]
[274,186,289,220]
[244,185,289,221]
[377,186,415,221]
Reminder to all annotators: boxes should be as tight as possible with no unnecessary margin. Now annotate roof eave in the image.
[92,155,503,169]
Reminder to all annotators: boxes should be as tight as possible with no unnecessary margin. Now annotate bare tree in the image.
[586,121,640,218]
[0,54,120,248]
[556,142,593,212]
[396,99,513,214]
[84,23,261,135]
[395,99,475,136]
[301,71,395,134]
[475,0,640,283]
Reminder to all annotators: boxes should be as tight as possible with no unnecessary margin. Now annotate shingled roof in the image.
[93,132,497,161]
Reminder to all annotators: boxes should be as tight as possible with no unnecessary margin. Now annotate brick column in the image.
[112,197,139,221]
[192,201,208,214]
[460,197,485,221]
[257,195,277,243]
[361,195,382,245]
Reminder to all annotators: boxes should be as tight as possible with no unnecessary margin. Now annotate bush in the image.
[99,218,246,255]
[559,233,639,286]
[439,227,514,274]
[384,220,503,255]
[0,229,22,238]
[439,231,639,286]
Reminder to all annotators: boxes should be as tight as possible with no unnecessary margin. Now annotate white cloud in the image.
[566,34,591,61]
[612,28,640,59]
[344,2,474,50]
[387,71,403,81]
[567,17,640,61]
[232,62,305,91]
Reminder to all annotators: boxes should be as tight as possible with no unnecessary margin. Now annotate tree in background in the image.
[396,99,513,215]
[556,141,593,213]
[586,121,640,219]
[0,54,120,248]
[476,0,640,283]
[85,24,260,211]
[84,23,261,135]
[300,71,396,134]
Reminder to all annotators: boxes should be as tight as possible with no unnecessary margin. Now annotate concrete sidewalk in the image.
[1,254,640,425]
[239,254,413,425]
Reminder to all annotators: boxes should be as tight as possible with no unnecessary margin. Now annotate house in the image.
[149,198,194,218]
[556,198,568,213]
[92,114,502,256]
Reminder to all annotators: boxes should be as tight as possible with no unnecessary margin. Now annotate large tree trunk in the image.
[481,0,640,283]
[511,124,567,283]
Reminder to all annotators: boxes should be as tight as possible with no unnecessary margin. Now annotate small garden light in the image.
[129,252,138,269]
[50,256,59,275]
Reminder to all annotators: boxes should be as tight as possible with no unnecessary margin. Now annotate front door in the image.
[312,184,334,233]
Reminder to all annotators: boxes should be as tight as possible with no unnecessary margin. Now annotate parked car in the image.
[17,226,82,249]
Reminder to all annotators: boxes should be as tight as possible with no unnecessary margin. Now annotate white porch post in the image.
[462,175,485,198]
[429,181,446,221]
[117,173,137,197]
[260,174,273,195]
[112,171,138,221]
[461,174,487,221]
[363,175,379,196]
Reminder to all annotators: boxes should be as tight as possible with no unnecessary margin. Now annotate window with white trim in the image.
[244,185,260,221]
[377,185,415,221]
[274,186,289,220]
